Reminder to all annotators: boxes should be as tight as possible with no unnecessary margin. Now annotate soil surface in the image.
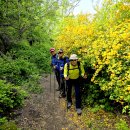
[15,74,81,130]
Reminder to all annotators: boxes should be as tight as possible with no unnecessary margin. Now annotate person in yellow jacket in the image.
[64,54,87,115]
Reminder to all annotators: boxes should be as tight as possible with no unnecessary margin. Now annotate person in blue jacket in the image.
[56,49,69,98]
[50,48,60,90]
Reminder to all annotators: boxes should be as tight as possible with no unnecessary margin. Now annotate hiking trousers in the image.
[55,70,60,88]
[60,77,66,95]
[66,78,81,109]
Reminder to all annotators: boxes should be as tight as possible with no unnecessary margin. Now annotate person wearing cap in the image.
[64,54,87,115]
[50,48,60,89]
[55,49,69,98]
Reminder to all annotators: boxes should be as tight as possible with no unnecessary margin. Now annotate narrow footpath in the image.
[14,74,130,130]
[15,74,81,130]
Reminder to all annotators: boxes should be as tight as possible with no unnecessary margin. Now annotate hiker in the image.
[50,48,60,90]
[56,49,69,98]
[64,54,87,115]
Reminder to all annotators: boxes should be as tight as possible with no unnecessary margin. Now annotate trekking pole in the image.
[50,72,51,93]
[65,80,68,112]
[54,73,56,101]
[50,56,52,93]
[58,78,61,104]
[53,72,57,129]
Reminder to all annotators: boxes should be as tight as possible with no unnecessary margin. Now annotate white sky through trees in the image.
[73,0,103,15]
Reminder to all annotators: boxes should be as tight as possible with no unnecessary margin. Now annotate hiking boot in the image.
[59,93,66,98]
[76,108,82,115]
[56,88,60,91]
[67,102,72,109]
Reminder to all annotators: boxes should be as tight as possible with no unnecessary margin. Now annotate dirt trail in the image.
[15,74,80,130]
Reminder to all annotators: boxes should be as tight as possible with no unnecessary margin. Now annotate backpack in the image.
[63,56,69,65]
[67,61,81,76]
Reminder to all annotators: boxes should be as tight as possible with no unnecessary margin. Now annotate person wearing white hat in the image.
[64,54,87,115]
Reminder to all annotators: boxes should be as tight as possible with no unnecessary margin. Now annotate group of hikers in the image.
[50,48,87,115]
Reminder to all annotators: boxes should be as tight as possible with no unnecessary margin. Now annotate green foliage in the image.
[0,41,51,96]
[90,105,101,113]
[0,0,79,54]
[24,75,43,94]
[0,55,39,85]
[115,119,130,130]
[0,121,18,130]
[0,39,51,85]
[122,105,130,115]
[0,80,27,114]
[0,117,8,125]
[11,40,51,73]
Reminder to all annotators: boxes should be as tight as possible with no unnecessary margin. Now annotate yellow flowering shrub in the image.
[55,0,130,114]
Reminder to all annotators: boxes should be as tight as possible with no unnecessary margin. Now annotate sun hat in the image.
[69,54,78,60]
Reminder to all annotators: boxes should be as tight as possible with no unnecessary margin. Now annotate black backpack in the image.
[66,61,81,76]
[63,56,69,65]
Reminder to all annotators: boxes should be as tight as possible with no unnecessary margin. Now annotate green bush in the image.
[0,117,7,125]
[0,80,27,113]
[10,40,51,74]
[0,121,18,130]
[0,40,51,95]
[115,119,129,130]
[0,56,39,85]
